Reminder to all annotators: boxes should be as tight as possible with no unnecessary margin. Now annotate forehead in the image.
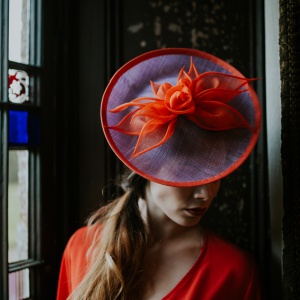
[148,179,221,190]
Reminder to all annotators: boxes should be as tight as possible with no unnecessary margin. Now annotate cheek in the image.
[150,186,173,209]
[211,181,221,197]
[152,187,170,202]
[206,182,220,208]
[153,189,184,212]
[150,183,184,200]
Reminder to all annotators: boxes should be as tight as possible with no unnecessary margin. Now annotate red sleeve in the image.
[56,247,71,300]
[56,227,91,300]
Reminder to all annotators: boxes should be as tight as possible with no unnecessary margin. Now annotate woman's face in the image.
[145,180,221,227]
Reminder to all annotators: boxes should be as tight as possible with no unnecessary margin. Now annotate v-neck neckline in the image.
[161,230,209,300]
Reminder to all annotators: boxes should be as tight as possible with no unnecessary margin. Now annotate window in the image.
[0,0,42,298]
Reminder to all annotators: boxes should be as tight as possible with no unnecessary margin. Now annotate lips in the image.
[185,207,207,217]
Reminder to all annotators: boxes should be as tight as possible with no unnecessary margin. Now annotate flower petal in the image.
[187,57,199,80]
[177,66,192,86]
[191,72,256,93]
[151,81,173,99]
[187,101,253,131]
[131,118,178,157]
[165,85,195,114]
[107,108,145,135]
[133,102,175,121]
[193,88,244,104]
[109,97,158,113]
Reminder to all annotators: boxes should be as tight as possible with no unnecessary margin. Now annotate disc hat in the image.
[101,48,261,187]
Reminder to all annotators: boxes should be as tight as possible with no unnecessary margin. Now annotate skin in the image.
[137,180,221,300]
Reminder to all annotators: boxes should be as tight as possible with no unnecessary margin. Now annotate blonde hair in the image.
[68,172,148,300]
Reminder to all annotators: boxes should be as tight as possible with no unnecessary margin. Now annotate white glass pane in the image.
[9,269,30,300]
[9,0,30,63]
[8,150,29,263]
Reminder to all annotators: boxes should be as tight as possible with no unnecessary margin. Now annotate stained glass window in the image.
[8,269,30,300]
[9,110,40,146]
[9,111,29,145]
[8,150,29,263]
[9,0,30,64]
[1,0,43,298]
[8,69,30,104]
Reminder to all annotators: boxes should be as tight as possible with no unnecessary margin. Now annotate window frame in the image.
[0,0,43,298]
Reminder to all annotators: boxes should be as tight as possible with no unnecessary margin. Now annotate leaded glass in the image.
[9,110,29,145]
[8,69,29,104]
[9,0,30,64]
[8,150,29,263]
[9,269,30,300]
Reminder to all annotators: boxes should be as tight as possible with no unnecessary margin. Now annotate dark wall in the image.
[280,1,300,299]
[77,0,107,223]
[42,0,81,297]
[121,0,252,73]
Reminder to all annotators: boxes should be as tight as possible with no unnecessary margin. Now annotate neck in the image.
[138,197,203,244]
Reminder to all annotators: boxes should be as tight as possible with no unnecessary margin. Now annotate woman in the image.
[57,48,263,299]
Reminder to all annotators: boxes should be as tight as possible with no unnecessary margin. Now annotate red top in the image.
[57,226,262,300]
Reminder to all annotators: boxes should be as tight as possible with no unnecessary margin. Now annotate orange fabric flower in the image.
[108,58,256,158]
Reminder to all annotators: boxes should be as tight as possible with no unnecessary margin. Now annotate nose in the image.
[192,184,210,200]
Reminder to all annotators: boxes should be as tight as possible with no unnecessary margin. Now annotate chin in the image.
[177,218,202,227]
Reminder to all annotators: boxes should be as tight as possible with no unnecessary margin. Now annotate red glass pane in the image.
[8,69,29,104]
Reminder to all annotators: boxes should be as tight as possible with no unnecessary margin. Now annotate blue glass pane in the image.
[9,111,29,144]
[9,110,40,146]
